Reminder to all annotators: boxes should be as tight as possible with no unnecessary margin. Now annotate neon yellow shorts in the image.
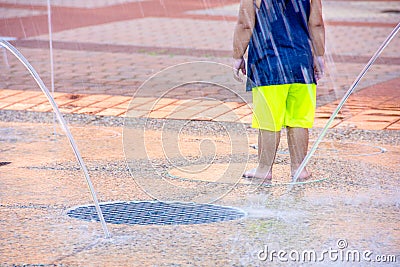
[252,83,316,132]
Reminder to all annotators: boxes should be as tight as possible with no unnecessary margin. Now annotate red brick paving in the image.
[0,0,399,130]
[2,73,399,130]
[0,0,237,38]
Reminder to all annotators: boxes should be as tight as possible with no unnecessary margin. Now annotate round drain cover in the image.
[67,201,246,225]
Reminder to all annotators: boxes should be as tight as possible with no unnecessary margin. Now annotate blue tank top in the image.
[246,0,316,91]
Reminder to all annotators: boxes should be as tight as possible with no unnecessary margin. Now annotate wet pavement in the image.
[0,0,400,266]
[0,116,399,266]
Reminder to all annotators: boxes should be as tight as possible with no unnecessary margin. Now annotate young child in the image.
[233,0,325,181]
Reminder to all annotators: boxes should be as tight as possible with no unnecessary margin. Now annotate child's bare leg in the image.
[287,127,311,180]
[243,129,280,180]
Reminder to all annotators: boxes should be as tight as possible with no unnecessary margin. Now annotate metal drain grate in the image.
[67,201,246,225]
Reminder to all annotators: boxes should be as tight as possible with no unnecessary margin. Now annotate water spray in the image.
[46,0,57,135]
[291,22,400,185]
[0,39,111,239]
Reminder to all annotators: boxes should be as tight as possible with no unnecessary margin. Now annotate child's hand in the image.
[233,57,246,82]
[314,56,325,81]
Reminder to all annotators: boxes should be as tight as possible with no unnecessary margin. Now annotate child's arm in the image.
[233,0,255,60]
[232,0,256,81]
[309,0,325,80]
[309,0,325,57]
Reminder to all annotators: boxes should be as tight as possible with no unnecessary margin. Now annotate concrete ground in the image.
[0,0,399,266]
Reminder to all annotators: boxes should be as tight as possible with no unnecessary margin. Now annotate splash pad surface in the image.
[1,0,400,265]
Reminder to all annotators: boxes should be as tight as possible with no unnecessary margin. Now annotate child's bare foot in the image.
[291,168,312,182]
[243,168,272,180]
